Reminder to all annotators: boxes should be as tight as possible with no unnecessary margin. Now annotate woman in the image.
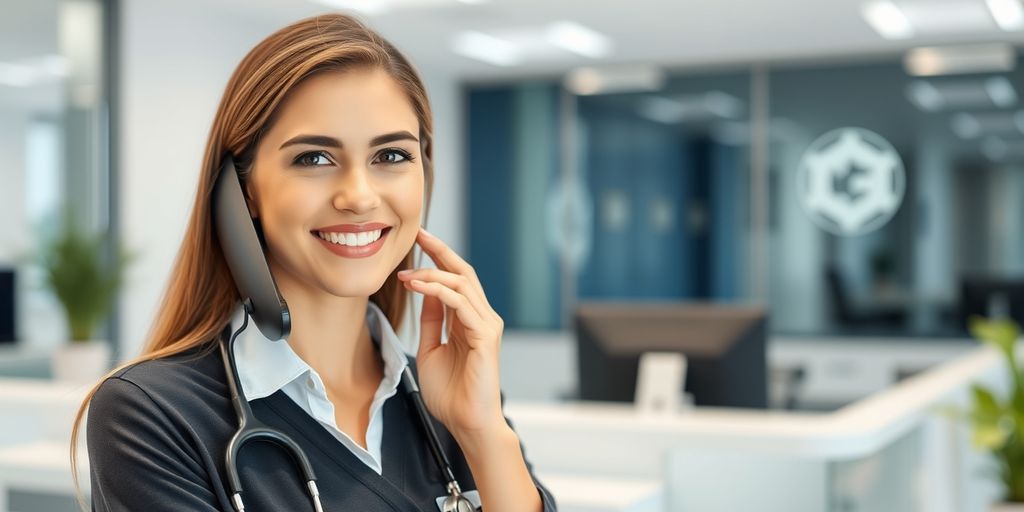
[72,13,556,512]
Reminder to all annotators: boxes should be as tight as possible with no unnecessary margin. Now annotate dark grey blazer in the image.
[86,343,557,511]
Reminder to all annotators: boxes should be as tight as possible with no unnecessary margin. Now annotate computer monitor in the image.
[960,276,1024,331]
[0,268,14,343]
[575,302,768,409]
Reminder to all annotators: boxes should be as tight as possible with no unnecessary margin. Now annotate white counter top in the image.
[505,343,1001,464]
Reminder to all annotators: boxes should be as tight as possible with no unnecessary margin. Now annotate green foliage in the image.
[957,316,1024,502]
[37,216,137,342]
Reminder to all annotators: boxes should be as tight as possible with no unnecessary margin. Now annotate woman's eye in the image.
[376,148,415,165]
[294,151,332,167]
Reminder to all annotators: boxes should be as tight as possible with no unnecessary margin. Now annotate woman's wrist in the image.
[451,421,517,458]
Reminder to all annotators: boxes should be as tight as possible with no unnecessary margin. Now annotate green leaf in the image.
[970,316,1020,355]
[974,384,1004,417]
[975,422,1010,450]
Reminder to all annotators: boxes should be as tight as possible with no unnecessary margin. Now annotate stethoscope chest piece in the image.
[440,494,477,512]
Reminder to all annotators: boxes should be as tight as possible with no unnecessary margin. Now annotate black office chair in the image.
[824,265,906,329]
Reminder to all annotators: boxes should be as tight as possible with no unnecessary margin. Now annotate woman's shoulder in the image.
[90,342,227,421]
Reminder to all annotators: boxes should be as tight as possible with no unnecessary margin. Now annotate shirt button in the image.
[307,377,316,390]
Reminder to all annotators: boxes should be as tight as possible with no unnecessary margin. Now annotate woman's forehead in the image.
[268,67,419,145]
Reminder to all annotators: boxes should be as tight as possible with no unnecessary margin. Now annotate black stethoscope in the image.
[217,308,477,512]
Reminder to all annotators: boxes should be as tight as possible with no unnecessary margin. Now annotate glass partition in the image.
[466,54,1024,340]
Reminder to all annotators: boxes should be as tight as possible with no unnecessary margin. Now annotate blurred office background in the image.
[2,0,1024,510]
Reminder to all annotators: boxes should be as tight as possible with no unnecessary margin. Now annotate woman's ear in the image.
[244,181,259,219]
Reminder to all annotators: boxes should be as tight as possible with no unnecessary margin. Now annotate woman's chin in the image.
[319,276,389,298]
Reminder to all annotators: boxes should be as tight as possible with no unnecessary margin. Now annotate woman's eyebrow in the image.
[278,130,418,150]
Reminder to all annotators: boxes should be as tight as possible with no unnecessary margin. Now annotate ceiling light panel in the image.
[455,22,614,67]
[862,0,914,39]
[545,21,612,58]
[906,80,946,111]
[951,111,1023,138]
[452,31,521,66]
[904,44,1016,76]
[565,65,664,95]
[986,0,1024,30]
[898,0,998,33]
[985,76,1018,107]
[907,77,1016,111]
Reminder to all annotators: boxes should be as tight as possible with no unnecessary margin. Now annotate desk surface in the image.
[505,343,1001,460]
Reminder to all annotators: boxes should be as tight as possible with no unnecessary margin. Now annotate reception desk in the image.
[0,341,1010,512]
[505,343,1009,512]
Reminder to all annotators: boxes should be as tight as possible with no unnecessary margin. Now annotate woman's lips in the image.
[313,227,391,259]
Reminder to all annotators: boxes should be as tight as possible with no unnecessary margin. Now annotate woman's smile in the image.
[312,226,393,258]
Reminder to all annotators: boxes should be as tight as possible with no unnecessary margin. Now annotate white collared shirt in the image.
[231,301,409,475]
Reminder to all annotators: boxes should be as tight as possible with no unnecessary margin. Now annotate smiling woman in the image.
[70,12,556,512]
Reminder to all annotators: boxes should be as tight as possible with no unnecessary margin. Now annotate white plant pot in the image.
[992,502,1024,512]
[52,340,112,383]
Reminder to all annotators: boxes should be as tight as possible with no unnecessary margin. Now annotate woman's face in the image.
[245,66,424,299]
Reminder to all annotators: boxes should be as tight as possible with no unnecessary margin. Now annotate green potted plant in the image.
[958,316,1024,511]
[38,216,135,382]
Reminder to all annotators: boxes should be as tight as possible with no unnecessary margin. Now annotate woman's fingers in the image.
[404,279,489,348]
[414,229,485,288]
[399,267,492,320]
[417,292,446,356]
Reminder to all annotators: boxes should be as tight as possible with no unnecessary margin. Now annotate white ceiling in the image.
[209,0,1024,81]
[2,0,1023,111]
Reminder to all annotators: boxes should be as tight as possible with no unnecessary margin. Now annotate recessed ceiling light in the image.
[985,76,1018,107]
[951,113,982,139]
[906,80,945,111]
[451,31,521,66]
[637,96,687,124]
[986,0,1024,30]
[862,0,914,39]
[903,43,1016,76]
[565,65,664,95]
[544,21,611,59]
[702,91,744,119]
[899,0,998,34]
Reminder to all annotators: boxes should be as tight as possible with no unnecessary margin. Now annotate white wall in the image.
[117,1,464,358]
[118,0,276,358]
[0,110,28,265]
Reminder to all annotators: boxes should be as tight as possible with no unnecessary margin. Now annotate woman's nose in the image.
[331,163,381,212]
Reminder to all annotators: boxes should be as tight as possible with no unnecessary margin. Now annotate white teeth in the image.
[317,229,383,247]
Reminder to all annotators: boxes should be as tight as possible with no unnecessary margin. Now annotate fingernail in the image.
[398,269,412,277]
[420,228,434,238]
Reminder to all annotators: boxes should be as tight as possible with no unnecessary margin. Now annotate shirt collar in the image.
[231,301,409,401]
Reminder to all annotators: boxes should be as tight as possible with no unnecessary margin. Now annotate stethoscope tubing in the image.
[219,312,473,511]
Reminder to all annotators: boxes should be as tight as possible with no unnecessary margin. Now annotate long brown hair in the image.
[70,13,435,504]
